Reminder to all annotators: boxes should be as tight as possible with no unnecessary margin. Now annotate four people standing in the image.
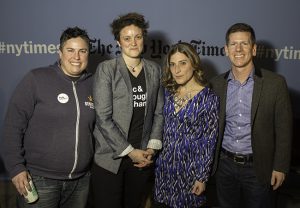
[1,14,294,208]
[210,23,293,208]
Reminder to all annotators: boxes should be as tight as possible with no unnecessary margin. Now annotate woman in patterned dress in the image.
[153,42,219,208]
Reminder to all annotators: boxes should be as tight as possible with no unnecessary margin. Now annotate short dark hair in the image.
[110,12,149,41]
[162,42,207,94]
[59,26,90,51]
[225,23,256,45]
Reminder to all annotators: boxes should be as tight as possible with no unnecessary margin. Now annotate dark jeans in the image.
[17,173,90,208]
[216,152,271,208]
[90,157,153,208]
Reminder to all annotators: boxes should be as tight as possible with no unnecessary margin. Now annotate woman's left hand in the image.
[191,180,206,196]
[145,148,156,161]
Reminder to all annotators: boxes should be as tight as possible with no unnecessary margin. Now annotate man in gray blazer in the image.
[210,23,293,208]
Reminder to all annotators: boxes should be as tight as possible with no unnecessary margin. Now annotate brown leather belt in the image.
[222,148,253,165]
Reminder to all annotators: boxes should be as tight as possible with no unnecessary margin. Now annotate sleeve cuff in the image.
[147,139,162,150]
[118,145,134,157]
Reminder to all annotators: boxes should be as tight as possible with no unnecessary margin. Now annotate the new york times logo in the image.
[5,40,297,61]
[89,38,225,59]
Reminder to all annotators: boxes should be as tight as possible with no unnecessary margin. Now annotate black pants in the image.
[151,200,171,208]
[216,152,272,208]
[90,157,153,208]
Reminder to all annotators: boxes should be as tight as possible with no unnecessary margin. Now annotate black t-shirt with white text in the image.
[127,69,146,148]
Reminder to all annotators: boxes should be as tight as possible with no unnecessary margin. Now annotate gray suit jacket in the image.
[93,56,164,174]
[210,67,293,183]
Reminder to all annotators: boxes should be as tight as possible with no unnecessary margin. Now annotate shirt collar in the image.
[227,68,255,82]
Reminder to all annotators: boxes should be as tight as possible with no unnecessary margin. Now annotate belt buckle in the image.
[233,155,246,165]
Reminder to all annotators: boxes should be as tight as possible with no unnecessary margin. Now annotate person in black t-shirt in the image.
[91,12,164,208]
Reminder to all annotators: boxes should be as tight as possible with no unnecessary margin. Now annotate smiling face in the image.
[118,24,144,59]
[169,52,195,86]
[225,31,257,72]
[59,37,89,77]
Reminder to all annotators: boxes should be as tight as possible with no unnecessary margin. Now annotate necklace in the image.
[173,92,192,110]
[126,59,142,72]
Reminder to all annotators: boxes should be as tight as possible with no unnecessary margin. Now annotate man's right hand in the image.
[12,171,31,196]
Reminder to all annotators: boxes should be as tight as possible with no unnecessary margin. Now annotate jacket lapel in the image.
[219,72,229,138]
[142,59,153,116]
[117,56,133,96]
[251,68,263,125]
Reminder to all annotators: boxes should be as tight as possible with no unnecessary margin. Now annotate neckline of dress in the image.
[173,86,207,114]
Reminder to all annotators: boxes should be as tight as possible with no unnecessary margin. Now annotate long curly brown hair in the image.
[162,42,207,94]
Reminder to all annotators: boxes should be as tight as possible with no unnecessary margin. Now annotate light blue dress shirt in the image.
[222,70,254,154]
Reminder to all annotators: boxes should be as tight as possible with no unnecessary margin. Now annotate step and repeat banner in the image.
[1,0,299,173]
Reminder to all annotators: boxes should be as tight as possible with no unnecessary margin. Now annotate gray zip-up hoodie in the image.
[1,62,95,180]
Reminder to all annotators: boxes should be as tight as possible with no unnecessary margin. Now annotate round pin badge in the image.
[57,93,69,104]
